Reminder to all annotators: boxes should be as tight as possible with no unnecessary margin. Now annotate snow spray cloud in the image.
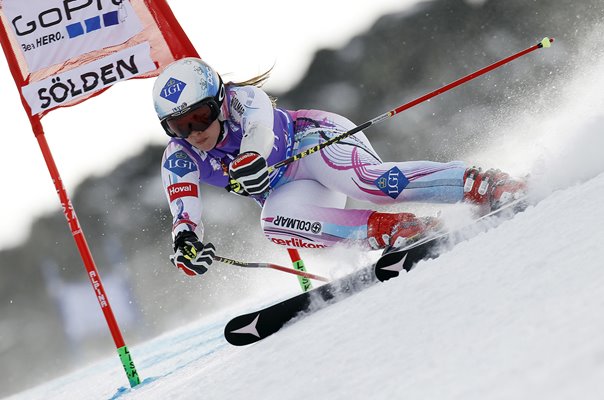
[527,25,604,198]
[467,23,604,199]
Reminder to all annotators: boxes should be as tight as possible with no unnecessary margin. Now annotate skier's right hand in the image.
[170,231,216,276]
[228,151,270,196]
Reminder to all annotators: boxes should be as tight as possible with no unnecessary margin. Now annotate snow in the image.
[6,153,604,399]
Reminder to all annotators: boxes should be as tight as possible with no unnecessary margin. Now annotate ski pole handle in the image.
[213,254,330,282]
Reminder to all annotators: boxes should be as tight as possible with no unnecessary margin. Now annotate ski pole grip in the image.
[225,178,249,196]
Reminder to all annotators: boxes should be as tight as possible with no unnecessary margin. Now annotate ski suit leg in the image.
[281,110,467,204]
[263,109,467,249]
[261,179,374,248]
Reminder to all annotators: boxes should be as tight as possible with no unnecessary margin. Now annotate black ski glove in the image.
[170,231,216,276]
[228,151,270,196]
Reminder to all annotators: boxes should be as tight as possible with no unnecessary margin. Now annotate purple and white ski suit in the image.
[161,84,467,249]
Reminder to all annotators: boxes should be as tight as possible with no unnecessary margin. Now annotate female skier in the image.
[153,58,525,276]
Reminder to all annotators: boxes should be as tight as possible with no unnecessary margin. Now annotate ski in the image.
[375,196,529,281]
[224,264,377,346]
[224,197,529,346]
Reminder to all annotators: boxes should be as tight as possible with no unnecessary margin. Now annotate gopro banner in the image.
[2,0,143,73]
[21,42,155,114]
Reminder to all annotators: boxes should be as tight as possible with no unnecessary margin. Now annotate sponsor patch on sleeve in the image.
[163,151,198,177]
[167,182,199,202]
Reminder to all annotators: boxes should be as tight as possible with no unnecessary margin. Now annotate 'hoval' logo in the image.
[167,183,199,202]
[375,167,409,199]
[160,78,187,104]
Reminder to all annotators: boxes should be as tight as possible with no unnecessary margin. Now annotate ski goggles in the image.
[161,98,221,139]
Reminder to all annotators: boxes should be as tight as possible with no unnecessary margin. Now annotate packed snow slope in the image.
[7,143,604,399]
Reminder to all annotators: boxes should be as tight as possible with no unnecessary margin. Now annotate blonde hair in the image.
[227,67,277,107]
[229,67,273,87]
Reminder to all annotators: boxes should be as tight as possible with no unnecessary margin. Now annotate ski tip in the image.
[539,37,554,48]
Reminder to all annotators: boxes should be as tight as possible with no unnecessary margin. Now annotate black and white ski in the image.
[374,235,444,281]
[224,197,529,345]
[224,265,377,346]
[375,196,529,281]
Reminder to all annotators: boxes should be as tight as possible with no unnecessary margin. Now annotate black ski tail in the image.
[375,237,443,282]
[375,196,531,282]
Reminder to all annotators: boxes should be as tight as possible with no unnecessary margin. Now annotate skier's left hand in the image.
[229,151,270,196]
[170,231,216,276]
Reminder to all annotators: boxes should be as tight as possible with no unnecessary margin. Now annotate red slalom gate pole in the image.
[32,118,141,387]
[0,17,140,388]
[268,37,554,173]
[287,248,314,292]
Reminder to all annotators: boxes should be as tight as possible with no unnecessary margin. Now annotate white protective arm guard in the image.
[240,120,275,159]
[229,86,275,159]
[227,86,276,195]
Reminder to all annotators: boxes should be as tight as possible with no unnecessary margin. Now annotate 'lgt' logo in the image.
[163,151,197,177]
[375,167,409,199]
[160,78,187,104]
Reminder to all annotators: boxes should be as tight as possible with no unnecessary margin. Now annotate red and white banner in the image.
[22,42,155,114]
[0,0,199,117]
[2,0,143,73]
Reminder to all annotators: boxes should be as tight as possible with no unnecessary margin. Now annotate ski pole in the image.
[267,37,554,173]
[213,254,330,282]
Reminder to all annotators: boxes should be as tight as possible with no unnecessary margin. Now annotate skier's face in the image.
[185,119,221,151]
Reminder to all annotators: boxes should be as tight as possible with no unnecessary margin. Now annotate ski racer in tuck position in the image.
[152,58,526,276]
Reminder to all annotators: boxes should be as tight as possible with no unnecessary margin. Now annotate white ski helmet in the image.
[152,58,225,135]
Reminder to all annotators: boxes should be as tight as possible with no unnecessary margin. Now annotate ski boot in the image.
[369,211,443,281]
[463,167,527,213]
[367,211,442,251]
